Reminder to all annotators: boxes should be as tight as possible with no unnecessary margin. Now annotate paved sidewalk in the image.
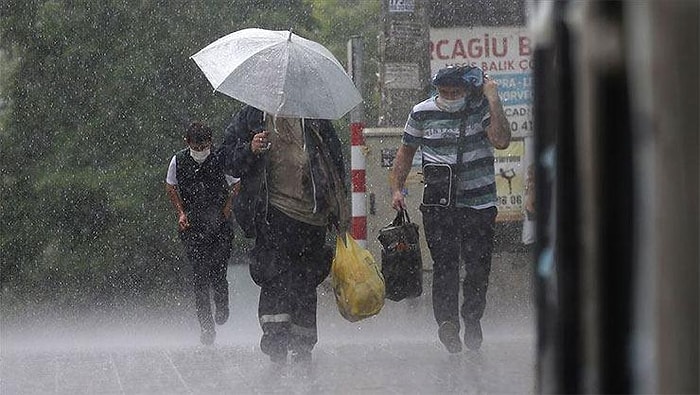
[1,259,535,394]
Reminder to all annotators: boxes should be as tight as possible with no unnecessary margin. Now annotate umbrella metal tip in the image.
[288,29,293,41]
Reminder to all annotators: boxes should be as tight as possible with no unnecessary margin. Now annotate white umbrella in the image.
[190,28,362,120]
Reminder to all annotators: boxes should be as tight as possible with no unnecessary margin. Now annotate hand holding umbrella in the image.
[251,131,271,154]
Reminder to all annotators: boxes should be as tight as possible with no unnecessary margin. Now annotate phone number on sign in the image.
[498,195,523,206]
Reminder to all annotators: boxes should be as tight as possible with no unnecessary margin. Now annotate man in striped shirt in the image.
[390,65,510,353]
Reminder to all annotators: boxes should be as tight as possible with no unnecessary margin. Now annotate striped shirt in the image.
[403,96,496,209]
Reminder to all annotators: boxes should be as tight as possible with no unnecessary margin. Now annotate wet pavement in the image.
[1,253,535,394]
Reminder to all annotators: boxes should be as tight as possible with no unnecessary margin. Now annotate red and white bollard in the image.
[350,121,367,247]
[347,36,366,246]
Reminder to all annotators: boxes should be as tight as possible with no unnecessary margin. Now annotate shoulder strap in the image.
[456,109,469,170]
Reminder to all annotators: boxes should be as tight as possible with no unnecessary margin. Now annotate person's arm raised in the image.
[483,78,511,149]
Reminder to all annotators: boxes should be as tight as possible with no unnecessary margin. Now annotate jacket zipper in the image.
[302,119,320,214]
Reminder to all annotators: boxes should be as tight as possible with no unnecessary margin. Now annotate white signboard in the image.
[430,27,533,139]
[430,27,534,221]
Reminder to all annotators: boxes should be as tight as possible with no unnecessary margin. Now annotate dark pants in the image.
[251,206,331,356]
[180,221,233,332]
[421,205,497,331]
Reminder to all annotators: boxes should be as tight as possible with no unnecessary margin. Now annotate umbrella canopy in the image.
[190,28,362,120]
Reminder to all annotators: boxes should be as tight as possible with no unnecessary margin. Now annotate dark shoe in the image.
[215,305,229,325]
[200,328,215,345]
[261,338,287,364]
[464,320,483,350]
[438,321,462,353]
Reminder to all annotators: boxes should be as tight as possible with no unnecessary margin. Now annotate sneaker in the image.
[438,321,462,353]
[215,305,229,325]
[200,328,216,345]
[463,320,483,350]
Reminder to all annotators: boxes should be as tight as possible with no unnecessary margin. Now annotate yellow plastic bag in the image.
[331,233,385,322]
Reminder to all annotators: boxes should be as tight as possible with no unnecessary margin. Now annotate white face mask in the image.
[437,96,466,112]
[189,148,210,164]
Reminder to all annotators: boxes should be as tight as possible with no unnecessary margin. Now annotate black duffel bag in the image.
[377,209,423,301]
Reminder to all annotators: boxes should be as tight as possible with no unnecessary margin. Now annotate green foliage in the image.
[306,0,381,126]
[0,0,373,313]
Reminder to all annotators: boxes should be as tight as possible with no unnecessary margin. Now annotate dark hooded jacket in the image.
[221,105,348,238]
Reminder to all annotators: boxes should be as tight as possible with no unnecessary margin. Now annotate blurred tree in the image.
[306,0,381,127]
[0,0,337,312]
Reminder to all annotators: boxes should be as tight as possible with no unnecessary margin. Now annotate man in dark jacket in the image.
[222,105,348,363]
[166,122,238,345]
